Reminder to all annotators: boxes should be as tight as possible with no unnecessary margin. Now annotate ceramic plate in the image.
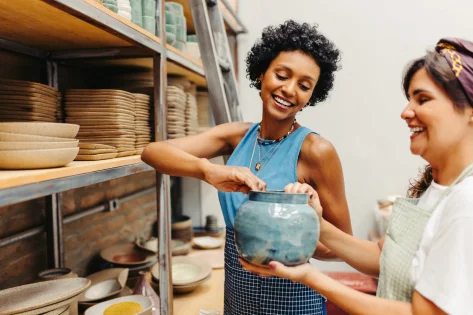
[0,278,90,315]
[100,243,157,266]
[0,147,79,170]
[193,237,224,249]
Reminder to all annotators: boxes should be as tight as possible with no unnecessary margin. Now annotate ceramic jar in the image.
[234,190,320,266]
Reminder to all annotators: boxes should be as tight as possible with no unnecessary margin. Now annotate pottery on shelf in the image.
[234,190,320,266]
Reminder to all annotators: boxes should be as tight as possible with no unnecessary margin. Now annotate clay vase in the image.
[133,272,160,315]
[234,190,320,266]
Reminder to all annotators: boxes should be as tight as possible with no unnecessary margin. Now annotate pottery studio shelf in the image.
[0,156,153,207]
[170,0,246,34]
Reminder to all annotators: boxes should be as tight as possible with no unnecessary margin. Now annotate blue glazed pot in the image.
[234,190,320,266]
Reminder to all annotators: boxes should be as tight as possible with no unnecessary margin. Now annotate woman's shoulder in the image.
[444,176,473,216]
[210,122,254,149]
[299,132,339,167]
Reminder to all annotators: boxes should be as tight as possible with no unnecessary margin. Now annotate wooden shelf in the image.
[168,0,242,34]
[0,155,145,190]
[0,0,164,55]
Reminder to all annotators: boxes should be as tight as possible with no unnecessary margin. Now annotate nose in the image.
[281,80,297,97]
[401,102,415,120]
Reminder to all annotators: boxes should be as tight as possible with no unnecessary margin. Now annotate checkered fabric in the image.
[224,228,326,315]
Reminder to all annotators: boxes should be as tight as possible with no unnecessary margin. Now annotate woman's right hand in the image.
[284,183,323,222]
[202,162,266,194]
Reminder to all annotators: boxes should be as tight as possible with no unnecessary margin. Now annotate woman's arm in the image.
[142,122,266,193]
[298,135,352,259]
[239,260,447,315]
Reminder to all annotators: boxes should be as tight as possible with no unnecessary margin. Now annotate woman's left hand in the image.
[238,258,317,285]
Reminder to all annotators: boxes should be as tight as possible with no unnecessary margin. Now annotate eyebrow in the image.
[412,89,432,96]
[275,64,316,82]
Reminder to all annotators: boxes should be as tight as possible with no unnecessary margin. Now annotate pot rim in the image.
[248,190,309,204]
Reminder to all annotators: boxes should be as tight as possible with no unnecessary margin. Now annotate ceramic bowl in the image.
[100,243,157,266]
[0,147,79,170]
[151,256,212,286]
[193,237,224,249]
[0,131,75,142]
[82,279,121,302]
[0,122,79,138]
[0,141,78,150]
[173,274,211,294]
[234,190,320,267]
[84,295,152,315]
[171,215,191,230]
[38,268,75,281]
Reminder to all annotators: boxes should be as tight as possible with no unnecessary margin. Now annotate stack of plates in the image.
[151,256,212,293]
[166,85,186,139]
[64,89,137,159]
[196,89,211,132]
[0,78,60,123]
[0,278,90,315]
[0,122,79,170]
[133,93,152,154]
[135,237,191,256]
[184,84,199,136]
[76,143,118,161]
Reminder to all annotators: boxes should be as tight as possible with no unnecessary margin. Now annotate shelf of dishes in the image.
[0,77,211,193]
[0,216,225,315]
[0,0,205,77]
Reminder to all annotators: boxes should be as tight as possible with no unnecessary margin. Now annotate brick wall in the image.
[0,171,158,290]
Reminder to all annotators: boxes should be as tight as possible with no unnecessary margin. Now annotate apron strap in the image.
[431,163,473,210]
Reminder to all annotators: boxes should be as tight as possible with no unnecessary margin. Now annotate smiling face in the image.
[401,68,473,164]
[259,50,321,121]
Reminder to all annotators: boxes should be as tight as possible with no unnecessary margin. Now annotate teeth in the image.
[410,127,425,133]
[274,96,292,107]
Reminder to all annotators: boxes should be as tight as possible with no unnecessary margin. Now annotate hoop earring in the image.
[255,79,261,85]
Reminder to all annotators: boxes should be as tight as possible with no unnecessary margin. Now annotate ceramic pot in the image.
[234,190,320,266]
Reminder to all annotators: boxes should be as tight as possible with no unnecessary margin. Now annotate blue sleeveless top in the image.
[218,123,315,228]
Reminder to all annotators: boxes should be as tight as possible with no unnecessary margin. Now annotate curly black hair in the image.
[246,20,341,105]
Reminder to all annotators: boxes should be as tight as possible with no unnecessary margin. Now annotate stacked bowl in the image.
[102,0,118,13]
[151,256,212,293]
[0,122,79,170]
[0,78,60,123]
[165,2,186,51]
[117,0,132,20]
[184,84,199,136]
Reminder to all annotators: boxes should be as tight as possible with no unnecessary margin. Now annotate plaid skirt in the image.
[224,228,326,315]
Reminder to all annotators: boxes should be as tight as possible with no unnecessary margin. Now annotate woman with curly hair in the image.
[142,20,352,314]
[241,38,473,315]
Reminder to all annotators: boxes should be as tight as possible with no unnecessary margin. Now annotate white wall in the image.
[236,0,473,271]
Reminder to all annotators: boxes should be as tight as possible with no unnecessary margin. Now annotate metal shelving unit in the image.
[0,1,246,314]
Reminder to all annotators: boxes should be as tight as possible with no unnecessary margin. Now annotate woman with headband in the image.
[240,38,473,315]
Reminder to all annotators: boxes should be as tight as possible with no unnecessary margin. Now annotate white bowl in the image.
[83,279,121,302]
[0,131,75,142]
[0,122,79,138]
[0,141,78,150]
[0,147,79,169]
[84,295,152,315]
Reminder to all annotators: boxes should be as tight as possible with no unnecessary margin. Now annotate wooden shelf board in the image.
[0,0,131,51]
[167,61,207,87]
[0,155,145,190]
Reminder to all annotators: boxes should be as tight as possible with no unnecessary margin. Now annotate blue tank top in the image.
[218,123,316,228]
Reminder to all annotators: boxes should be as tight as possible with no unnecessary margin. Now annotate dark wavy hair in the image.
[403,51,472,198]
[245,20,341,105]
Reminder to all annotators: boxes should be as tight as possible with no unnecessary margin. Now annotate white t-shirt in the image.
[411,176,473,315]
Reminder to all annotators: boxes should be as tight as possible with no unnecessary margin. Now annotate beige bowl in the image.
[0,141,78,150]
[84,295,152,315]
[0,122,79,138]
[0,131,75,142]
[0,147,79,170]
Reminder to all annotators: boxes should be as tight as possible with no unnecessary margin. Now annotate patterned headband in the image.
[435,38,473,105]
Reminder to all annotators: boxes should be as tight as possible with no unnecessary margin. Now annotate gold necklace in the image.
[249,120,296,171]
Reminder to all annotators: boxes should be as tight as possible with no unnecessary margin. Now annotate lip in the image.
[272,95,293,111]
[410,129,425,140]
